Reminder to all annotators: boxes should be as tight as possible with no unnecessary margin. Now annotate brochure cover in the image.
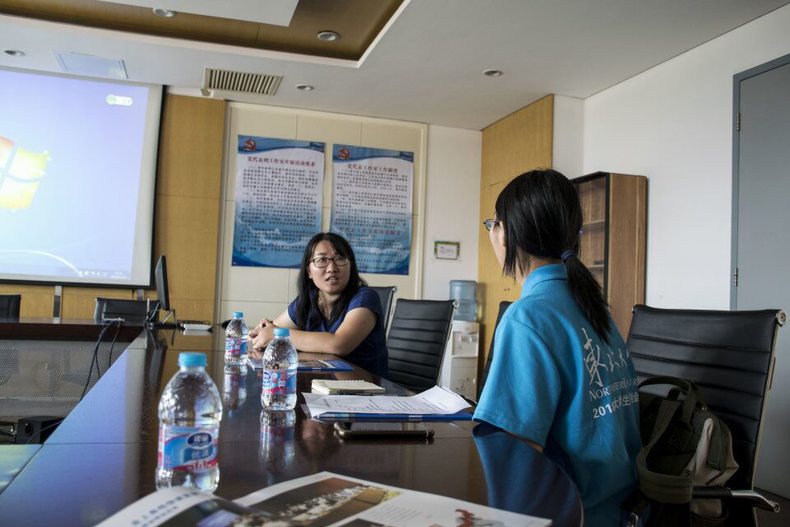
[97,472,551,526]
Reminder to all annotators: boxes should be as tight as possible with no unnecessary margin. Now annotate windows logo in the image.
[0,136,51,210]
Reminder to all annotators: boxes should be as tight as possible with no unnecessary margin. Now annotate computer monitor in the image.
[154,255,170,311]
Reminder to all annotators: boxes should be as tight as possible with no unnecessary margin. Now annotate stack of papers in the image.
[303,386,473,421]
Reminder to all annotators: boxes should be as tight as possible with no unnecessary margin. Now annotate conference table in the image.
[0,319,583,526]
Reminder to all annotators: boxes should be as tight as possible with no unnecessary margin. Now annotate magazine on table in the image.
[97,471,551,526]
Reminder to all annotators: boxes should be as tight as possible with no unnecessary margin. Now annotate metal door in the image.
[733,54,790,496]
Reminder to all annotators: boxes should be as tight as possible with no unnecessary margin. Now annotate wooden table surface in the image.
[0,326,582,526]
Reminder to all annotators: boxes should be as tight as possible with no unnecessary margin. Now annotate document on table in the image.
[99,471,551,527]
[303,385,470,417]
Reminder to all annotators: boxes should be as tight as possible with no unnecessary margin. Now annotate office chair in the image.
[386,299,456,393]
[478,300,512,397]
[369,286,397,333]
[94,298,153,325]
[0,294,21,319]
[625,304,785,526]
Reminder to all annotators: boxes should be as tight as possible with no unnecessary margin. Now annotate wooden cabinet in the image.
[572,172,647,339]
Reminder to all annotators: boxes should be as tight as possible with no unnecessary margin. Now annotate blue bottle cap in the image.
[273,327,290,337]
[233,311,244,318]
[179,352,207,368]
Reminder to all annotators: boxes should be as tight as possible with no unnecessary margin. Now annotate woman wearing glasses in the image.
[476,169,640,527]
[248,232,388,377]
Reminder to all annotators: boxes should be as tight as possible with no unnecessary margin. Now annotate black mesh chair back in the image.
[386,299,455,393]
[627,305,783,505]
[369,286,397,333]
[94,298,152,324]
[0,294,21,319]
[479,300,512,396]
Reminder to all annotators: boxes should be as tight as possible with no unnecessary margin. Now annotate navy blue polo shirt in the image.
[288,286,388,377]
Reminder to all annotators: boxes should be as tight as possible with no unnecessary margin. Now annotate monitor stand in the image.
[154,309,178,329]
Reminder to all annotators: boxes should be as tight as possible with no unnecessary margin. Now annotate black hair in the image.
[495,169,611,342]
[294,232,367,328]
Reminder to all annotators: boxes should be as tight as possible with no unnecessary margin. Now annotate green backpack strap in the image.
[636,376,709,504]
[639,376,703,427]
[636,396,694,503]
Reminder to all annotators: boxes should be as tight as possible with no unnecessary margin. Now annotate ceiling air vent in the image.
[202,68,282,96]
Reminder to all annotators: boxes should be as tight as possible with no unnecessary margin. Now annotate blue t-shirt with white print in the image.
[473,264,641,527]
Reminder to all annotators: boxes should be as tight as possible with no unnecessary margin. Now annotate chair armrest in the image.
[621,489,650,527]
[692,486,781,512]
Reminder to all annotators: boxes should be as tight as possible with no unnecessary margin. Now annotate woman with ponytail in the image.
[474,169,640,527]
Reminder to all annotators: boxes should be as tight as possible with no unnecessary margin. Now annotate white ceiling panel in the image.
[2,0,789,129]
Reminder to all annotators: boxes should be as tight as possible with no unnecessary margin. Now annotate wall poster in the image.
[233,135,324,268]
[331,145,413,275]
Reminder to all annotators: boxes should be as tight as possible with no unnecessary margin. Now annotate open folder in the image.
[303,385,474,422]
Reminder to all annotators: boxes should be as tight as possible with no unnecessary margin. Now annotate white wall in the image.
[217,103,428,325]
[215,104,483,324]
[583,5,790,309]
[421,126,482,300]
[553,95,585,180]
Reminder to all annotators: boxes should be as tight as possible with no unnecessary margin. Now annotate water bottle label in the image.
[262,370,296,396]
[158,425,219,471]
[225,336,242,357]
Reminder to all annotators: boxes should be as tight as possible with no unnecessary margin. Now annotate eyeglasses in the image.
[311,256,349,268]
[482,219,500,231]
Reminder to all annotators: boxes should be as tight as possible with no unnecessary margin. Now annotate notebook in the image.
[311,379,386,395]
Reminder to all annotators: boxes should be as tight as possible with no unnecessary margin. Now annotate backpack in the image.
[635,376,739,526]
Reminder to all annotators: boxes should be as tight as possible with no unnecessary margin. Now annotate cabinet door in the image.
[576,176,608,297]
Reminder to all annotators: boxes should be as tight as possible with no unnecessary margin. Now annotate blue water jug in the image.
[450,280,477,322]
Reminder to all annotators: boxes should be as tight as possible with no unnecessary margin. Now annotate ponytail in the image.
[563,253,611,343]
[496,169,612,344]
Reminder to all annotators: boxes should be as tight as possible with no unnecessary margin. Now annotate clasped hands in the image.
[247,318,277,359]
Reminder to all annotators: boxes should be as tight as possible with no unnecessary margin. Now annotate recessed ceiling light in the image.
[296,84,315,91]
[3,49,25,57]
[317,31,340,42]
[484,69,504,77]
[152,7,176,18]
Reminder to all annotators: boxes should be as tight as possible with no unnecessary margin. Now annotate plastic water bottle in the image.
[156,352,222,492]
[261,328,298,411]
[224,311,248,365]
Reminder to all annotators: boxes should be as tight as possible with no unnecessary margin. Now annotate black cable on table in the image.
[106,322,121,372]
[79,321,116,402]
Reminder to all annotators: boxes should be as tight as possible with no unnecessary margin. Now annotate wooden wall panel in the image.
[478,95,554,381]
[0,284,53,317]
[153,194,220,322]
[156,96,224,200]
[150,95,225,323]
[61,287,137,319]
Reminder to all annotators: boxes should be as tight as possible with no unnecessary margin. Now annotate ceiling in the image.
[1,0,788,130]
[0,0,403,60]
